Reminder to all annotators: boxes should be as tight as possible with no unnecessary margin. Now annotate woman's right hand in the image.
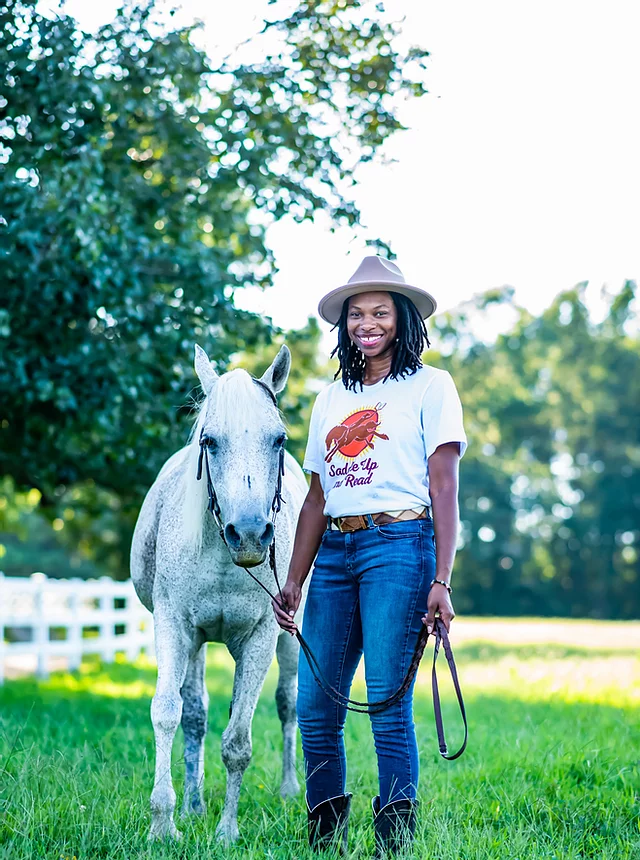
[272,579,302,634]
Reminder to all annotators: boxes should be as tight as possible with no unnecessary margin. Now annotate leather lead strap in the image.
[223,525,468,759]
[431,621,468,760]
[294,615,467,760]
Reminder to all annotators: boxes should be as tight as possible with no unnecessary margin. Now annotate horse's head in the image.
[187,344,291,567]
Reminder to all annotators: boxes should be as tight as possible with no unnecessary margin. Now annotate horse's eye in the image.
[274,434,286,448]
[204,436,217,450]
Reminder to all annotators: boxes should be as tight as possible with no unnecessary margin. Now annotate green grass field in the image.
[1,619,639,859]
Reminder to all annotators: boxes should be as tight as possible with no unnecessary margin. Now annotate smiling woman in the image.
[271,255,468,855]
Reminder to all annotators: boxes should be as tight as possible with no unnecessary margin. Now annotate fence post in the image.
[99,576,115,663]
[123,583,138,663]
[32,572,49,680]
[68,578,83,672]
[0,571,5,685]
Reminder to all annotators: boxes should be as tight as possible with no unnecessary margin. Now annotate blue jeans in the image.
[297,517,436,809]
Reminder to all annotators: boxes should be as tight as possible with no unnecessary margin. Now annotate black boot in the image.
[307,793,352,854]
[372,795,418,857]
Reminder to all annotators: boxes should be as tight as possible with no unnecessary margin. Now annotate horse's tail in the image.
[131,482,161,613]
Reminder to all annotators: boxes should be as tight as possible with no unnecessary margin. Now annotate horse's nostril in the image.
[260,522,274,547]
[224,523,241,548]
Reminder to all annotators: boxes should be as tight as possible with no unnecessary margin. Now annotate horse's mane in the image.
[180,369,275,553]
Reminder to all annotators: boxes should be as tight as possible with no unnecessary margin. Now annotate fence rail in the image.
[0,572,154,684]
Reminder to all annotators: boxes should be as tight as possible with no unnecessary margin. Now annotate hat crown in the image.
[347,255,406,287]
[316,254,436,325]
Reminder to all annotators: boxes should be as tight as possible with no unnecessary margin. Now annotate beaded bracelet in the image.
[430,578,452,594]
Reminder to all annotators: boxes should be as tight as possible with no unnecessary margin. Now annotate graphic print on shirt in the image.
[324,402,388,464]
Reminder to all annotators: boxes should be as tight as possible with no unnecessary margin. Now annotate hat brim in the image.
[318,281,437,326]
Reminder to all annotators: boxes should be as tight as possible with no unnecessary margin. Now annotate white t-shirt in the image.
[303,366,467,518]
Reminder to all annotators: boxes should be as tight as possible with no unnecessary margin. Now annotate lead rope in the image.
[196,418,467,760]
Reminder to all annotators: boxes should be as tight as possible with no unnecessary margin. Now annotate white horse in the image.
[131,344,308,842]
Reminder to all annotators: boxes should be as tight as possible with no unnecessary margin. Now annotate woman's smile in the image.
[355,332,384,348]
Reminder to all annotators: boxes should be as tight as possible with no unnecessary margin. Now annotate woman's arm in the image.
[272,471,326,632]
[423,441,461,633]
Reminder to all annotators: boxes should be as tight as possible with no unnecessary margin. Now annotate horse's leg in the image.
[275,629,301,798]
[149,618,191,841]
[180,644,209,817]
[216,624,276,843]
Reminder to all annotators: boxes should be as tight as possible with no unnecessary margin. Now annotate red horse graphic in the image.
[324,403,389,463]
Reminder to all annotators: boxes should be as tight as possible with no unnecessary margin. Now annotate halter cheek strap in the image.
[196,430,223,530]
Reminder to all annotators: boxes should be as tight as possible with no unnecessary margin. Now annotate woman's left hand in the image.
[422,583,455,635]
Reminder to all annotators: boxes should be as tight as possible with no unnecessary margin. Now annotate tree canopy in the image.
[0,0,425,549]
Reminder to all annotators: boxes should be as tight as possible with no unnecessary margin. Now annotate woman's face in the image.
[346,291,398,358]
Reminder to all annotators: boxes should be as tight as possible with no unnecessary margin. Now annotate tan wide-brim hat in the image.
[318,255,437,325]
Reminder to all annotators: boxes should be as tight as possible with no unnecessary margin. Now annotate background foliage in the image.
[429,282,640,618]
[1,2,638,618]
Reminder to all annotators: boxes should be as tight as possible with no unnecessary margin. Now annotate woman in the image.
[272,256,467,855]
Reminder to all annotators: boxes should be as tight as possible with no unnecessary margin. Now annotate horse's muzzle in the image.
[224,517,274,568]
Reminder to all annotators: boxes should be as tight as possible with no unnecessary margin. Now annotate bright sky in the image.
[44,0,640,340]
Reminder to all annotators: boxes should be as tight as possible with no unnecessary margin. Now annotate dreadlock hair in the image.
[330,291,431,392]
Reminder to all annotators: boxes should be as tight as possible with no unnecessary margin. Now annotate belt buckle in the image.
[338,515,368,532]
[343,516,362,533]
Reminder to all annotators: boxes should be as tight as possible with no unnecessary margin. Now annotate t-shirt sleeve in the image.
[302,393,324,474]
[421,371,468,460]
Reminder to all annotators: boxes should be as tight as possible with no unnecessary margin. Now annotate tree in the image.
[432,282,640,618]
[529,282,640,618]
[0,0,426,574]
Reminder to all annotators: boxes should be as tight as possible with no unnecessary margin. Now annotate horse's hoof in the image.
[280,777,300,798]
[147,823,183,842]
[216,819,240,844]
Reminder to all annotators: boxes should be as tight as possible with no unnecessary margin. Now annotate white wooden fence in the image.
[0,572,154,684]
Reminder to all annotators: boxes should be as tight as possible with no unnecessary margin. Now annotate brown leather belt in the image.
[329,507,431,533]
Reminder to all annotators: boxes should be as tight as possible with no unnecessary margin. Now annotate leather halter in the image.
[195,377,467,760]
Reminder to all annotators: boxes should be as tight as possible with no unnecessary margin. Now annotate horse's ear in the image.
[260,344,291,396]
[194,344,218,395]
